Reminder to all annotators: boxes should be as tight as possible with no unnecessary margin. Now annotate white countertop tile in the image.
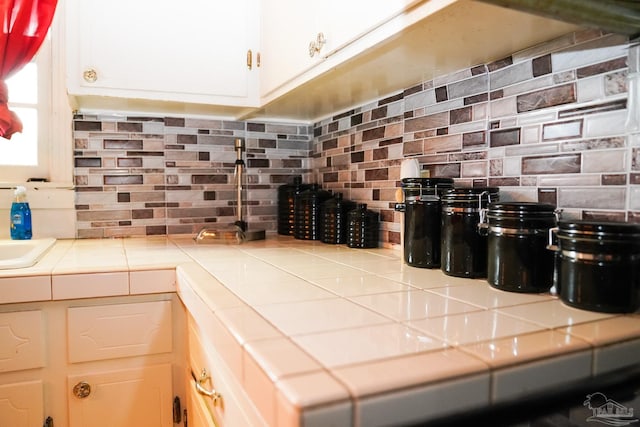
[215,305,283,345]
[291,322,447,368]
[407,310,547,346]
[349,289,483,321]
[52,238,128,274]
[177,263,245,311]
[123,236,191,269]
[558,315,640,345]
[243,337,322,382]
[310,275,411,297]
[254,298,391,336]
[497,299,616,328]
[378,268,478,289]
[222,275,335,306]
[275,371,351,408]
[428,283,553,309]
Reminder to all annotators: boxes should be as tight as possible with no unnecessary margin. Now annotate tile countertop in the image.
[2,236,640,426]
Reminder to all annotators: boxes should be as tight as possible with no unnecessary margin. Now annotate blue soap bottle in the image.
[10,186,32,240]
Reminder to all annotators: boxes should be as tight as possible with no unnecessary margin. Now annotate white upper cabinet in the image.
[260,0,422,99]
[64,0,582,121]
[66,0,260,107]
[317,0,422,57]
[259,0,320,98]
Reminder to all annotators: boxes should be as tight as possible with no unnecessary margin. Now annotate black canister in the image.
[347,204,379,248]
[294,184,332,240]
[397,178,454,268]
[277,176,309,236]
[321,193,355,244]
[480,202,558,293]
[552,221,640,313]
[440,187,499,278]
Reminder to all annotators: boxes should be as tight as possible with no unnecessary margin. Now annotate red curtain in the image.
[0,0,58,139]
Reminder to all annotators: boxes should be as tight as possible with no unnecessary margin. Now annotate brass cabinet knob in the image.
[82,68,98,83]
[73,381,92,399]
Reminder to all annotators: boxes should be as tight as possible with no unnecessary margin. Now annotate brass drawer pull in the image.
[192,369,222,404]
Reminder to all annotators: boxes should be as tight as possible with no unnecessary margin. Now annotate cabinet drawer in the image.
[188,317,265,427]
[68,300,172,363]
[188,376,219,427]
[0,310,45,372]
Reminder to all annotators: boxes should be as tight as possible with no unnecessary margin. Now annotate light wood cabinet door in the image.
[0,380,44,427]
[67,364,173,427]
[67,0,260,107]
[0,310,45,373]
[67,300,173,363]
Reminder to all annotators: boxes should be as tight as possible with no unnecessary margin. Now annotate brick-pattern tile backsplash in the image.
[73,30,639,245]
[313,30,639,247]
[73,116,312,238]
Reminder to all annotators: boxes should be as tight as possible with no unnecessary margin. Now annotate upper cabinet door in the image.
[259,0,321,98]
[259,0,424,100]
[318,0,423,57]
[67,0,260,107]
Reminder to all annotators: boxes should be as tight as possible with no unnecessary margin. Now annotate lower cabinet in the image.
[0,293,186,427]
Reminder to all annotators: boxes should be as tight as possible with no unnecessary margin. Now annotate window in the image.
[0,39,50,181]
[0,11,72,185]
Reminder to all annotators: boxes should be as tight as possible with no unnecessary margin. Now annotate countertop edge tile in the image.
[51,271,129,300]
[0,274,51,303]
[331,349,490,398]
[592,338,640,375]
[458,329,593,369]
[490,349,593,404]
[356,372,490,427]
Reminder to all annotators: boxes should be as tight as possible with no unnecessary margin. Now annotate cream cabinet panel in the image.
[67,0,260,107]
[259,0,320,97]
[260,0,423,99]
[67,300,172,363]
[0,380,44,427]
[317,0,422,56]
[0,311,45,373]
[67,364,173,427]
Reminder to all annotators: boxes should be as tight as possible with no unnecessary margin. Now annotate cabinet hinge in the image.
[173,396,182,424]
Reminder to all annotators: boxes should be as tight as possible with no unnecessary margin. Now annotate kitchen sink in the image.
[0,238,56,269]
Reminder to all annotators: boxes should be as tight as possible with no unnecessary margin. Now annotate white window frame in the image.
[0,3,73,187]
